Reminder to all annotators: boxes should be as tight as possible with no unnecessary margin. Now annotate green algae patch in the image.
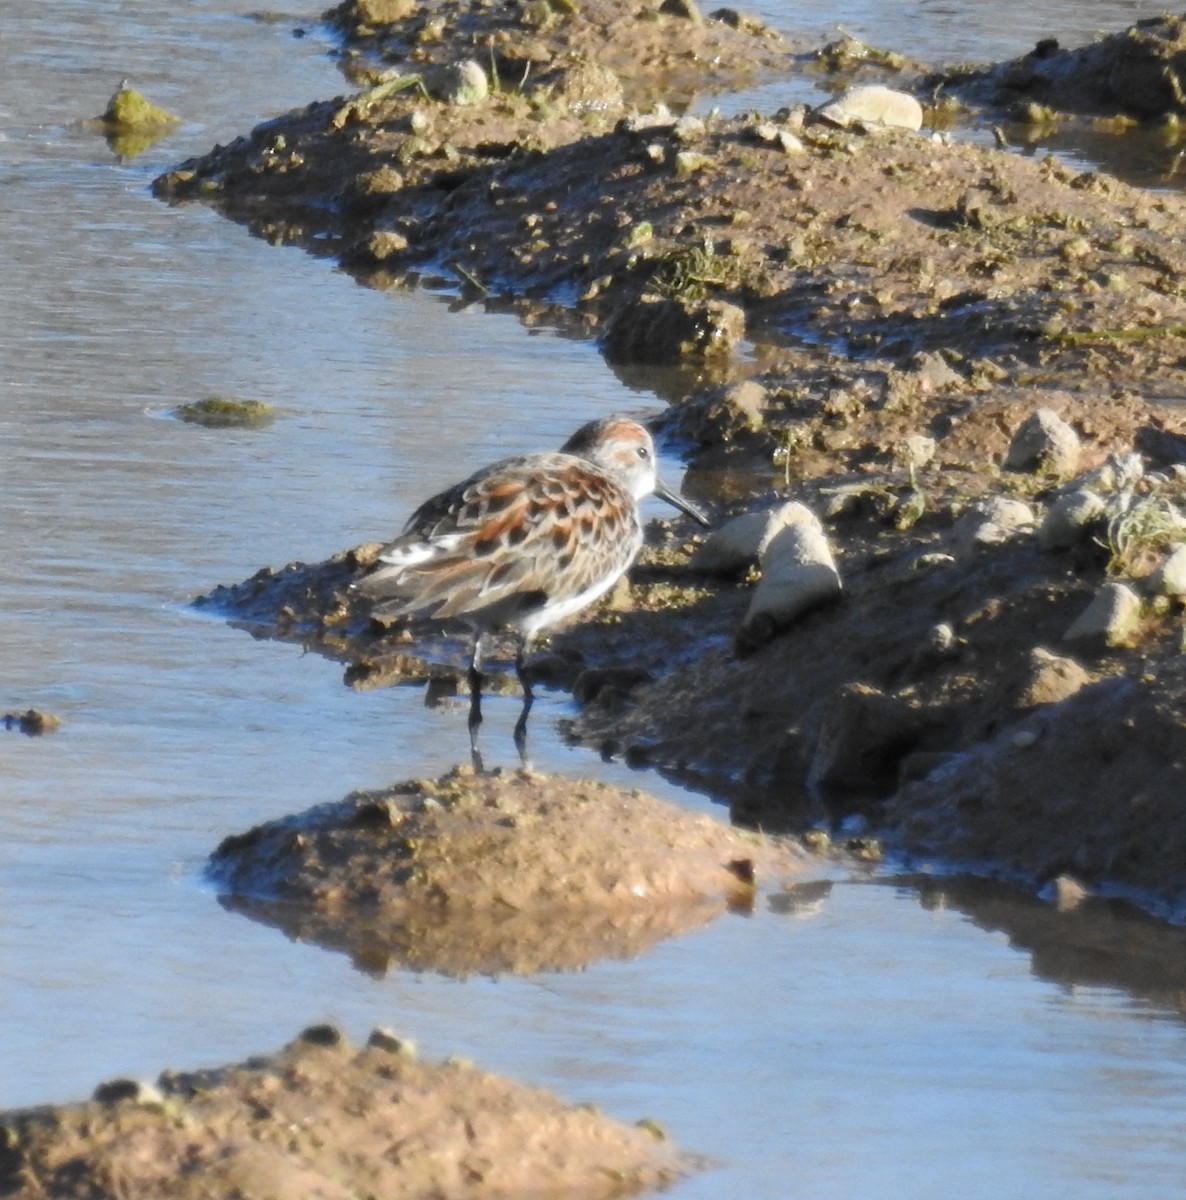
[175,396,276,429]
[100,87,179,132]
[90,87,180,157]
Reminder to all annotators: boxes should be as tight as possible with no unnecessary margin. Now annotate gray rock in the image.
[93,1078,165,1107]
[956,496,1036,548]
[690,502,800,574]
[1062,581,1142,647]
[815,85,924,131]
[1148,543,1186,597]
[1015,647,1092,707]
[1038,487,1106,551]
[911,350,962,392]
[1004,407,1081,477]
[898,433,936,471]
[368,1028,418,1057]
[1074,451,1144,495]
[426,60,488,106]
[737,503,841,650]
[619,105,677,136]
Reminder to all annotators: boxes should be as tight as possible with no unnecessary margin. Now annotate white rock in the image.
[956,496,1035,548]
[740,503,841,638]
[1062,581,1142,647]
[1004,407,1081,477]
[428,59,488,106]
[1074,452,1144,495]
[1038,488,1106,551]
[690,502,799,574]
[1148,543,1186,597]
[899,433,936,471]
[815,85,924,132]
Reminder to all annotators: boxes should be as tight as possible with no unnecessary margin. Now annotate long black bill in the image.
[653,476,712,528]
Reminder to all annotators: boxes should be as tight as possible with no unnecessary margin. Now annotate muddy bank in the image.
[0,1025,684,1199]
[160,4,1186,913]
[210,766,807,976]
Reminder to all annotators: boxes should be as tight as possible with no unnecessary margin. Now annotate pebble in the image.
[92,1078,166,1107]
[737,503,841,648]
[368,1028,418,1057]
[427,59,488,106]
[1038,487,1106,551]
[1004,407,1081,477]
[1147,543,1186,597]
[1051,873,1092,912]
[956,497,1036,548]
[1016,647,1091,707]
[815,85,924,132]
[1062,581,1142,647]
[690,502,801,574]
[898,433,936,471]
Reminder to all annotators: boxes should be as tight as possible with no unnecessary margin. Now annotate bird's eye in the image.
[636,445,650,459]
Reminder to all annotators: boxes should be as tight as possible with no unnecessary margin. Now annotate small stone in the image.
[673,114,706,142]
[1004,408,1081,477]
[911,351,962,392]
[815,85,924,131]
[1147,543,1186,597]
[898,434,936,471]
[928,622,957,655]
[690,502,801,574]
[100,86,178,132]
[365,230,410,261]
[674,150,713,176]
[298,1023,345,1047]
[737,504,841,651]
[1051,873,1091,912]
[368,1028,418,1057]
[955,497,1035,548]
[427,60,488,106]
[1075,452,1143,495]
[4,708,62,735]
[93,1079,165,1107]
[1016,647,1091,707]
[174,396,275,429]
[1038,488,1106,551]
[1062,581,1142,648]
[619,105,677,136]
[659,0,702,21]
[1010,729,1040,749]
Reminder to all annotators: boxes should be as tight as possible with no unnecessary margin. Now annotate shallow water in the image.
[4,1,1186,1196]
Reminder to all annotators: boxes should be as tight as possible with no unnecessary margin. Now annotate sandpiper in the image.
[356,416,710,764]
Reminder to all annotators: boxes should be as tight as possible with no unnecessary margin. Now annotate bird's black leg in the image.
[512,635,535,768]
[468,634,486,773]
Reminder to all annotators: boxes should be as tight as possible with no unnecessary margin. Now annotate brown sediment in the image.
[210,766,808,977]
[0,1025,686,1200]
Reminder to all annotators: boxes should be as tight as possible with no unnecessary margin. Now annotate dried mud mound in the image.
[210,768,807,976]
[0,1025,684,1200]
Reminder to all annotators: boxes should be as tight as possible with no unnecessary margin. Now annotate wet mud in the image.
[0,1025,684,1199]
[209,766,806,977]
